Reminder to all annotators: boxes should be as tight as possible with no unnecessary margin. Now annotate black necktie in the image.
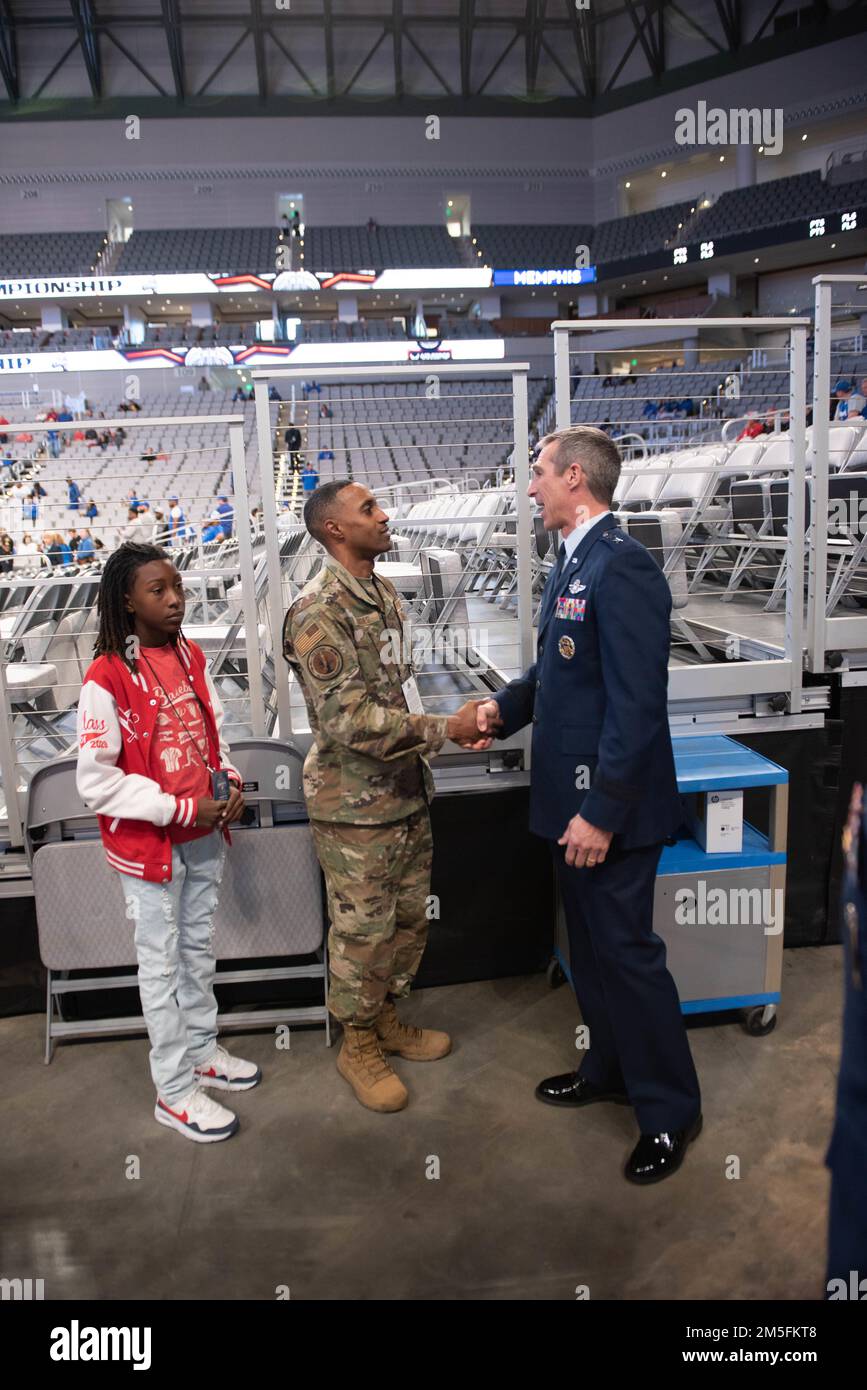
[557,541,567,572]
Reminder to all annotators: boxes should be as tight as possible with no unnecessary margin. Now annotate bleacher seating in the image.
[303,225,463,269]
[677,172,867,244]
[115,227,280,274]
[0,232,106,277]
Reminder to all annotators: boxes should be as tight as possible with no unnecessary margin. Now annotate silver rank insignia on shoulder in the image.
[569,578,586,594]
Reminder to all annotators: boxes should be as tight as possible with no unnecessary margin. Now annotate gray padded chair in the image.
[25,739,329,1062]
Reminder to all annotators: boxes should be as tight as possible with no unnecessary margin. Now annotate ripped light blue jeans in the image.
[115,833,226,1104]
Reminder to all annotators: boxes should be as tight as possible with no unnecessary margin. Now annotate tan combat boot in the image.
[375,999,452,1061]
[336,1023,409,1112]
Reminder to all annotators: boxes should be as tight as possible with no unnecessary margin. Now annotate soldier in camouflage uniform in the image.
[283,480,497,1112]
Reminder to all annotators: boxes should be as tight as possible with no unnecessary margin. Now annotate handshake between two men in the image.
[444,697,503,751]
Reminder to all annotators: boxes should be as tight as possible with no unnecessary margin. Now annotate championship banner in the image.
[0,337,505,376]
[0,267,494,302]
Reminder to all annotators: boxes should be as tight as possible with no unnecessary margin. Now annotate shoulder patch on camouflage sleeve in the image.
[307,645,343,681]
[295,622,326,658]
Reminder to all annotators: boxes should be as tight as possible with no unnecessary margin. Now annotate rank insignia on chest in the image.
[558,635,576,659]
[568,578,586,595]
[555,596,586,621]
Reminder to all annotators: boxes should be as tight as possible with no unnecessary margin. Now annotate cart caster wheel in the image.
[743,1005,777,1036]
[546,959,566,989]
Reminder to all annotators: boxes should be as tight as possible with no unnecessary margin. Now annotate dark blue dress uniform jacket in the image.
[495,512,683,850]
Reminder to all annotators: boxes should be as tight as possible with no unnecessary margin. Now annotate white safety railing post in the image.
[786,325,807,714]
[512,369,534,673]
[229,420,266,737]
[553,326,571,431]
[0,656,24,848]
[808,278,832,673]
[254,380,293,738]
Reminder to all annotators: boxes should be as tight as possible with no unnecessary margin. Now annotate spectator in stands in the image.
[737,414,765,441]
[2,452,16,480]
[121,508,151,545]
[0,531,13,573]
[85,498,99,520]
[602,376,614,389]
[301,380,321,399]
[833,379,867,422]
[44,532,67,566]
[215,496,233,539]
[0,414,8,445]
[57,407,73,424]
[68,529,80,553]
[678,398,696,417]
[33,479,46,500]
[84,426,98,444]
[9,477,27,507]
[197,375,211,393]
[98,430,111,451]
[17,533,40,562]
[114,426,126,448]
[141,447,157,465]
[136,502,156,536]
[858,378,867,420]
[67,477,81,511]
[367,217,377,234]
[167,494,187,543]
[318,448,334,465]
[319,402,332,419]
[301,461,320,494]
[201,514,225,544]
[77,530,95,562]
[268,385,282,401]
[231,384,245,402]
[46,426,60,459]
[641,400,659,420]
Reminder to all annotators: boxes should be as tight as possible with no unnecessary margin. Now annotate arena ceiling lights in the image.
[0,1,864,116]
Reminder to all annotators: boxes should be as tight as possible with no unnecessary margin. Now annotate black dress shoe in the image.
[535,1071,630,1108]
[624,1113,703,1185]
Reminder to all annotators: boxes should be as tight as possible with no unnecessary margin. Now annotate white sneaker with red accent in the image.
[194,1044,262,1092]
[154,1087,239,1143]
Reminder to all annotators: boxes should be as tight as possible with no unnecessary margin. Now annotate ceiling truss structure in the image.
[0,1,863,115]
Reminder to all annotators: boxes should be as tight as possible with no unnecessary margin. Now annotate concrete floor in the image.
[0,945,843,1301]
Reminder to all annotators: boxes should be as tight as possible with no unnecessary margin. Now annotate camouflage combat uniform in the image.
[283,555,450,1025]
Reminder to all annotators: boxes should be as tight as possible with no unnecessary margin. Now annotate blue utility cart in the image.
[552,734,788,1036]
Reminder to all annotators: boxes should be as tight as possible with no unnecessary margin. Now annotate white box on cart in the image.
[687,789,744,853]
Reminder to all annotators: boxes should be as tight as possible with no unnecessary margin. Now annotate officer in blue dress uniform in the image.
[477,425,702,1184]
[826,780,867,1296]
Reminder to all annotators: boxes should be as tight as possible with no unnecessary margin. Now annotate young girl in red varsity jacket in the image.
[76,542,261,1143]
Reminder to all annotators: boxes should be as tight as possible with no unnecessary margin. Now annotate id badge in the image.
[212,768,231,800]
[402,675,424,715]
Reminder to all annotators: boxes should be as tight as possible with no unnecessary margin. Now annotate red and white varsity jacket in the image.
[75,633,242,883]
